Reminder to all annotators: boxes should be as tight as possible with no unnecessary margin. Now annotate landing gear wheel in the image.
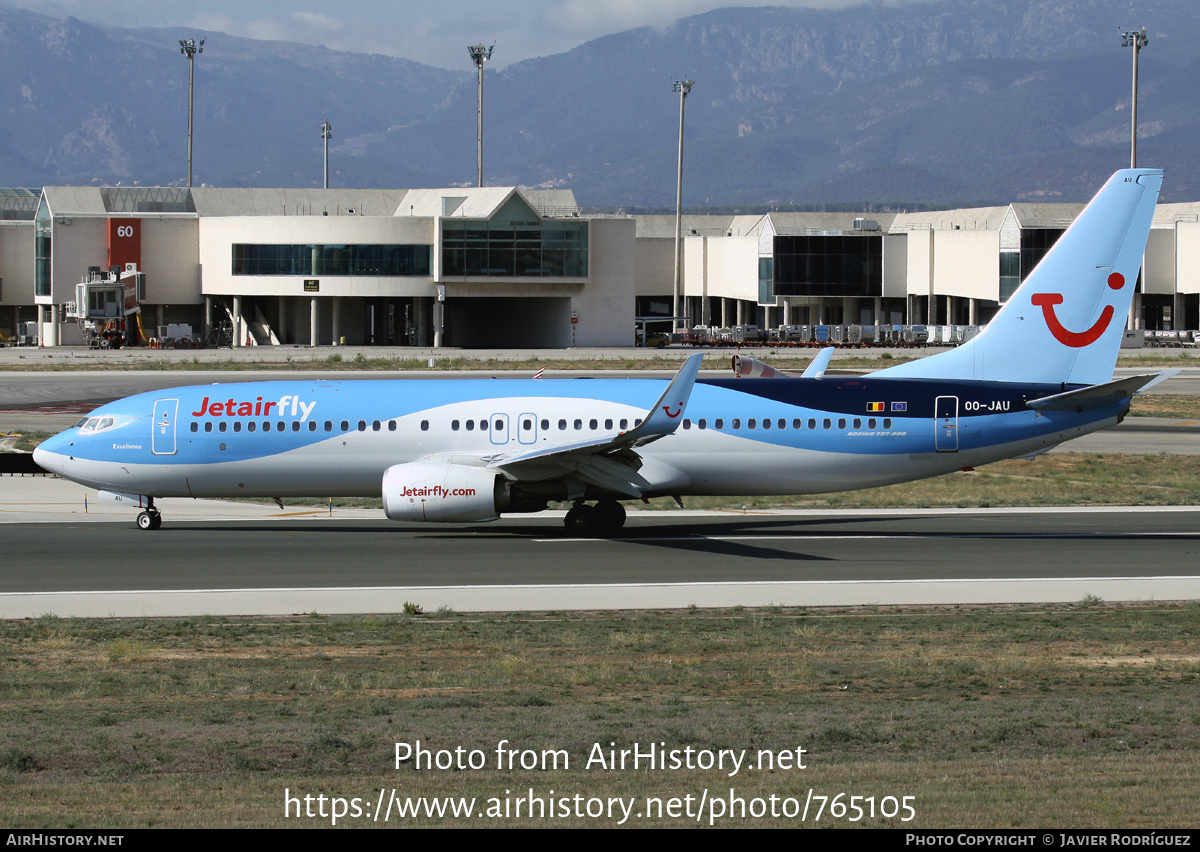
[593,500,627,533]
[137,511,162,531]
[564,504,596,535]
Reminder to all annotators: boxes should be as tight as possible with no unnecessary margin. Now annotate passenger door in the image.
[934,395,958,453]
[152,399,179,455]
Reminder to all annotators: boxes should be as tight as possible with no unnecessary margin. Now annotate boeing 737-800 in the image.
[34,169,1167,534]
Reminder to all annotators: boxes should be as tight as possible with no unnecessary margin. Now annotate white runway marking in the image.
[4,576,1200,619]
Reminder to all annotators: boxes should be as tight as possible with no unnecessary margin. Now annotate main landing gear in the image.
[563,499,626,536]
[136,498,162,531]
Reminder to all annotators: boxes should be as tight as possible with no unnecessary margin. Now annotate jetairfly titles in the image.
[191,395,316,421]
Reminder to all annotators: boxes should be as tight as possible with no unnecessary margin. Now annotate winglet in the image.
[623,353,704,446]
[801,347,835,379]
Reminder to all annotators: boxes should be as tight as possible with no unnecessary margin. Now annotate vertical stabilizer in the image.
[873,169,1163,385]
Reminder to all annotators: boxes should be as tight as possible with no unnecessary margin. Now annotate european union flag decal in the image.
[891,401,908,412]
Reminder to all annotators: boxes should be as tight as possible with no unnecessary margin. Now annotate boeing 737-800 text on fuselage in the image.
[35,170,1168,534]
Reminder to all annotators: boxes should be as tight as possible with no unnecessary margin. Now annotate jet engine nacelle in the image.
[382,461,503,523]
[732,354,786,378]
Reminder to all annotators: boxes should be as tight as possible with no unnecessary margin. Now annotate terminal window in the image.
[441,220,587,277]
[232,244,431,276]
[771,234,881,298]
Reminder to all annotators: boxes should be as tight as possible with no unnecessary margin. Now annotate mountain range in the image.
[1,0,1198,206]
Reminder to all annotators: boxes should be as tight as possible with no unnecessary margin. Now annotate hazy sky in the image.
[1,0,903,69]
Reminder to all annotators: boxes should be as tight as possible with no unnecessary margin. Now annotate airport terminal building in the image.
[2,182,1199,347]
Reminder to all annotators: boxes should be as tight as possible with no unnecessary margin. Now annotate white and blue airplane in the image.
[35,169,1167,533]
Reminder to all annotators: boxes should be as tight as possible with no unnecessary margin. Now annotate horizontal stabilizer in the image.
[1026,372,1176,412]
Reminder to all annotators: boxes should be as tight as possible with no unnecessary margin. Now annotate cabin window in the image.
[233,422,241,433]
[494,419,504,431]
[868,418,877,429]
[309,422,318,432]
[822,419,831,429]
[838,418,847,429]
[523,418,533,430]
[451,420,460,431]
[620,419,629,429]
[732,418,741,429]
[698,419,707,429]
[778,419,786,429]
[748,419,757,430]
[388,421,396,431]
[293,422,301,432]
[883,418,892,429]
[465,420,474,431]
[420,420,428,431]
[204,422,213,433]
[809,419,817,429]
[218,422,228,433]
[853,419,862,429]
[541,419,550,430]
[793,419,802,429]
[715,419,724,429]
[342,420,350,431]
[190,422,198,432]
[558,419,567,430]
[277,421,286,432]
[762,418,770,430]
[357,421,366,431]
[325,421,333,431]
[247,422,256,432]
[372,420,381,432]
[589,418,598,430]
[605,418,613,430]
[682,419,691,429]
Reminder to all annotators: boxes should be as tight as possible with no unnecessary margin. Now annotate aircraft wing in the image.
[487,353,705,496]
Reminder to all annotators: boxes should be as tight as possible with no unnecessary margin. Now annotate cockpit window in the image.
[79,416,124,433]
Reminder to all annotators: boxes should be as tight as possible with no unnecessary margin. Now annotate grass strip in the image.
[1,603,1197,827]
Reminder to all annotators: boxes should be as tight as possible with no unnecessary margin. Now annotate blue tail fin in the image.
[873,169,1163,385]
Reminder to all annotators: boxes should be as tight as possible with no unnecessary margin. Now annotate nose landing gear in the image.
[136,498,162,530]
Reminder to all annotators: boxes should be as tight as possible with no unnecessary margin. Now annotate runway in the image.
[1,488,1198,617]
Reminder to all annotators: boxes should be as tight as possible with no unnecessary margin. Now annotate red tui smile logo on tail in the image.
[1030,272,1125,348]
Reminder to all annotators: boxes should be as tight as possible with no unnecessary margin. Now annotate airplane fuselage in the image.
[35,375,1121,503]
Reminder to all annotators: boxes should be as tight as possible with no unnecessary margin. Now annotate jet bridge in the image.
[66,266,145,348]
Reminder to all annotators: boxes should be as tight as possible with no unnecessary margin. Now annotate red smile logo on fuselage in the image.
[662,404,682,418]
[1030,272,1125,348]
